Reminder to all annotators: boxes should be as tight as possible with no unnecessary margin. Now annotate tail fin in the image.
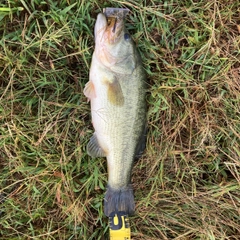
[104,185,135,217]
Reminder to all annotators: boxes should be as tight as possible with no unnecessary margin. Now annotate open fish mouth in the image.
[103,8,129,43]
[109,17,118,33]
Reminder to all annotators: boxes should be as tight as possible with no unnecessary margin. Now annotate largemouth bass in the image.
[84,8,146,217]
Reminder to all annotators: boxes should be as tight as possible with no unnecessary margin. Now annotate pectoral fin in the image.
[106,77,124,106]
[83,81,96,101]
[87,133,107,158]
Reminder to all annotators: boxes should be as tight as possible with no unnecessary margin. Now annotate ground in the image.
[0,0,239,239]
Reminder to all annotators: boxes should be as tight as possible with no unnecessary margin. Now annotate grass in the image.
[0,0,239,239]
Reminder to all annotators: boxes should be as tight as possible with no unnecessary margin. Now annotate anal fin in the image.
[87,133,106,158]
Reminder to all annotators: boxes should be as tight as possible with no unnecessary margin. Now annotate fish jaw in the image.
[94,13,107,44]
[95,12,124,45]
[94,13,127,68]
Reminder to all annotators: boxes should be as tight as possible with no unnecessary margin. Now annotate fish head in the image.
[94,12,138,73]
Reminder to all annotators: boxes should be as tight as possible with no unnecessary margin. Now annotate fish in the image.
[83,8,146,217]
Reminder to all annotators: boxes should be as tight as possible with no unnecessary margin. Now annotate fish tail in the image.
[104,184,135,217]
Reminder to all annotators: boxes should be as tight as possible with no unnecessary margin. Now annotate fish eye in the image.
[124,33,131,41]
